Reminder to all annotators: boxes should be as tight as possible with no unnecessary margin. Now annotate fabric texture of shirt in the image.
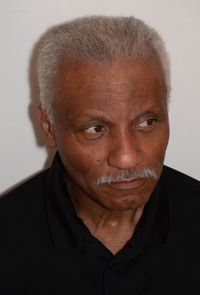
[0,153,200,295]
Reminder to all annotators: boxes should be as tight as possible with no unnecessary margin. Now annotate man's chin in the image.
[95,192,149,211]
[96,178,158,210]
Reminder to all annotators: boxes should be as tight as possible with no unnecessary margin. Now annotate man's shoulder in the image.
[0,170,51,247]
[162,165,200,194]
[0,169,48,206]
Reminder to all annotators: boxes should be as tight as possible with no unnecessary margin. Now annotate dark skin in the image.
[38,55,169,254]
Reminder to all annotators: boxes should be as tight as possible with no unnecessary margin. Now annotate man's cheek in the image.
[66,154,98,175]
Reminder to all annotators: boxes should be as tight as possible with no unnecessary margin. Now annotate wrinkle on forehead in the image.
[57,52,165,90]
[54,55,167,122]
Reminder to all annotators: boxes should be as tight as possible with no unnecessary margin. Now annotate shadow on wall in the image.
[0,27,57,196]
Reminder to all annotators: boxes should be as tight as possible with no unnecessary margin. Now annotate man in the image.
[0,16,200,295]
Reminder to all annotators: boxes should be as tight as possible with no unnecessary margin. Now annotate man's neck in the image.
[80,205,145,255]
[66,180,145,255]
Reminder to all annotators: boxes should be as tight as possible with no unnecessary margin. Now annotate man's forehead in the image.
[53,54,167,123]
[56,54,165,93]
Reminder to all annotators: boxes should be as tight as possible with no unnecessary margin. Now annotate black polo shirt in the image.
[0,153,200,295]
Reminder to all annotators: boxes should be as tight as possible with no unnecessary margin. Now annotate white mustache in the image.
[96,167,158,187]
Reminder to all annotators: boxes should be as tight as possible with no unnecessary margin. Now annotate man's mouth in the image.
[110,177,146,189]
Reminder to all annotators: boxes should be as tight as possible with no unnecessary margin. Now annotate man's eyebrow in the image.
[77,107,164,125]
[136,109,159,117]
[135,106,164,118]
[131,107,166,123]
[78,114,111,124]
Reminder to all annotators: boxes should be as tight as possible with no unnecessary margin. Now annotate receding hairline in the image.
[56,40,163,65]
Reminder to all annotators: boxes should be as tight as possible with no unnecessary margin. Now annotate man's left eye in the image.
[137,119,157,128]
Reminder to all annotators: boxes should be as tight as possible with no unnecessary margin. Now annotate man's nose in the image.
[107,131,142,170]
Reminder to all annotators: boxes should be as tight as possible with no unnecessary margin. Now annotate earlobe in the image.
[37,105,57,148]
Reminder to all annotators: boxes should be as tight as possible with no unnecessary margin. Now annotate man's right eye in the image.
[86,125,103,134]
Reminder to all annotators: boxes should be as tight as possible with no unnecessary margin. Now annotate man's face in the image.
[46,57,169,211]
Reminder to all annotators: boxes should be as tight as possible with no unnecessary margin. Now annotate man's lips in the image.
[109,177,146,189]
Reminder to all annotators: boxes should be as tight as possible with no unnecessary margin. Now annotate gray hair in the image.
[37,16,171,123]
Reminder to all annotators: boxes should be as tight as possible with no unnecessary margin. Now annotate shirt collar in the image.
[135,174,169,246]
[44,152,86,249]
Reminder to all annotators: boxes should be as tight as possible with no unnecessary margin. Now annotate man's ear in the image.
[37,105,57,148]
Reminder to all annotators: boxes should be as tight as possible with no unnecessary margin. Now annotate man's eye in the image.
[137,119,157,128]
[86,125,103,134]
